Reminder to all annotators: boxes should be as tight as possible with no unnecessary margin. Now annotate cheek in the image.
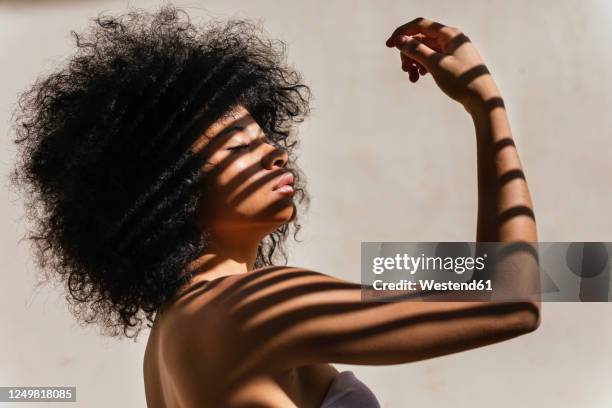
[215,159,251,196]
[204,154,293,223]
[209,159,267,210]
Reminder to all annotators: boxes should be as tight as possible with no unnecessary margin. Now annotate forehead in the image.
[191,104,259,153]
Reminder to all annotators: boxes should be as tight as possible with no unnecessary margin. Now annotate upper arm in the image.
[175,266,540,384]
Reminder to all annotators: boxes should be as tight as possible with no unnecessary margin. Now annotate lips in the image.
[272,171,295,191]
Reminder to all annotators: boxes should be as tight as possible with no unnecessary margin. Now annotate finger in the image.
[419,35,443,53]
[400,53,420,80]
[408,64,419,80]
[414,61,427,75]
[386,17,449,46]
[404,43,428,73]
[400,52,415,72]
[386,17,457,50]
[406,33,443,56]
[408,69,419,83]
[395,35,438,67]
[401,52,423,78]
[402,54,419,78]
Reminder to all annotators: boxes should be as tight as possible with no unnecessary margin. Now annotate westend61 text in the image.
[372,279,493,291]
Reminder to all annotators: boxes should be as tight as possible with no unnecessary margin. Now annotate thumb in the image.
[395,35,437,68]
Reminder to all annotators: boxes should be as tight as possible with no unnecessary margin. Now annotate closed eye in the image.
[228,144,250,152]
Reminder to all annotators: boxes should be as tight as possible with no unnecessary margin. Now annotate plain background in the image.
[1,0,611,407]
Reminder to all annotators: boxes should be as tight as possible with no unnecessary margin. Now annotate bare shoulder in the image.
[161,265,321,329]
[157,266,335,368]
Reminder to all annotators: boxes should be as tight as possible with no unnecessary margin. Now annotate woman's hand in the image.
[386,17,501,114]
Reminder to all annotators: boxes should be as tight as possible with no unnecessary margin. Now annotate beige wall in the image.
[1,0,611,406]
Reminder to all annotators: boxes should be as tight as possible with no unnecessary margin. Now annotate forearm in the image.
[468,84,540,318]
[368,88,541,309]
[469,88,537,243]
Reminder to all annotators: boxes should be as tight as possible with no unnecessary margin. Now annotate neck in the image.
[183,227,266,282]
[158,227,273,315]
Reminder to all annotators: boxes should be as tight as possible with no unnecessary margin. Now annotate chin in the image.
[261,200,296,226]
[270,202,296,224]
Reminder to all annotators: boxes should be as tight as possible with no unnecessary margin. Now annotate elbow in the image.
[516,301,541,333]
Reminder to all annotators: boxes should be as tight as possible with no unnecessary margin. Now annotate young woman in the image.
[11,6,541,408]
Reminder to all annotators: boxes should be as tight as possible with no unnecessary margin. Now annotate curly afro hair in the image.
[10,4,311,340]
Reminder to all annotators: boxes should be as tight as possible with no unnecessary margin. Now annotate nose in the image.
[262,144,288,170]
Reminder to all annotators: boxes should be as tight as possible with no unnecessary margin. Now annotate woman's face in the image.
[192,104,296,236]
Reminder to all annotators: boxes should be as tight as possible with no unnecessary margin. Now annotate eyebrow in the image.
[217,125,245,138]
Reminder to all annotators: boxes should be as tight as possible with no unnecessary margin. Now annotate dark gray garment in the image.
[320,371,381,408]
